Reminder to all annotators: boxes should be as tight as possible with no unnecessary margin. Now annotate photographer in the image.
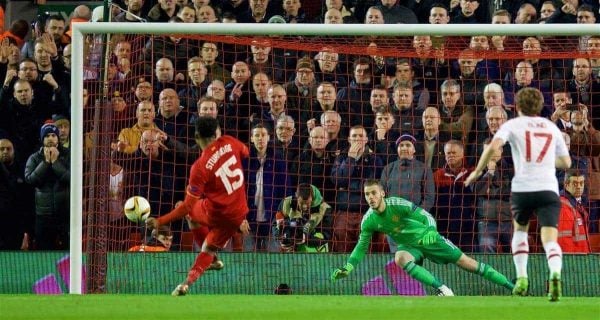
[273,184,332,252]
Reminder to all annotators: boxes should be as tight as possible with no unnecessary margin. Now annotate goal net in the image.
[70,22,600,295]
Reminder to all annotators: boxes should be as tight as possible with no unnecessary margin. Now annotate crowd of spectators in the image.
[0,0,598,253]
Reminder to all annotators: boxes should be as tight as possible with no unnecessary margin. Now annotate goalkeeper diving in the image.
[331,179,514,296]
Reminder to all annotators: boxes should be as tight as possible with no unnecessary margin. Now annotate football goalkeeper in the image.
[331,179,514,296]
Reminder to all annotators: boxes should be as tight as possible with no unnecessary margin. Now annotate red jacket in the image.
[557,196,590,253]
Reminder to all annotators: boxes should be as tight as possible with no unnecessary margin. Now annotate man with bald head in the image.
[292,126,335,201]
[224,61,256,142]
[153,57,179,102]
[472,106,512,167]
[113,127,189,249]
[320,0,356,23]
[416,106,450,171]
[323,8,343,24]
[156,88,192,146]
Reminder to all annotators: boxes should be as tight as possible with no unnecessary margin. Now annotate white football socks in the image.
[543,241,563,276]
[511,230,529,278]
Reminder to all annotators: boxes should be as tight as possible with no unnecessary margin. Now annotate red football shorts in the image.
[189,200,244,248]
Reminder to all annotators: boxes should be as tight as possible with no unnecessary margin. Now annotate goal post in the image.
[70,22,599,294]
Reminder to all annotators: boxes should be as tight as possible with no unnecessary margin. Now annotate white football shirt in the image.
[494,116,569,194]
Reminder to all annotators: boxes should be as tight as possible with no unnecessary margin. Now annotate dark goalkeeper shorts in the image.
[397,235,463,265]
[511,191,561,228]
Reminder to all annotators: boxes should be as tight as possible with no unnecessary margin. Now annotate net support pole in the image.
[70,27,85,295]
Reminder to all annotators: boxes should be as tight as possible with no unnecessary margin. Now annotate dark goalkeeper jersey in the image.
[348,197,437,267]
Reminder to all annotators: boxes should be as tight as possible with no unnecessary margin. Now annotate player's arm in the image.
[332,218,373,281]
[555,129,572,169]
[465,137,505,187]
[154,187,200,226]
[556,155,571,169]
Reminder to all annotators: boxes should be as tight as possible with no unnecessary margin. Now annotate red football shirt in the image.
[187,135,249,221]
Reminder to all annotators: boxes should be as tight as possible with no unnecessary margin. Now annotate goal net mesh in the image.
[80,27,600,294]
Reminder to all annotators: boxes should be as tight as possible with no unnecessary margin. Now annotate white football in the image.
[123,196,151,223]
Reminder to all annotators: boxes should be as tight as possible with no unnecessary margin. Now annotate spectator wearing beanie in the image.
[24,123,71,250]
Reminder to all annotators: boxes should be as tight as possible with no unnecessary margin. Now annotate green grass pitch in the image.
[1,295,598,320]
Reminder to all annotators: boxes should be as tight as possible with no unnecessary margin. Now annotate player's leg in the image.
[173,239,222,296]
[172,210,232,296]
[395,249,453,296]
[536,191,563,302]
[171,241,216,295]
[186,215,223,270]
[510,192,533,296]
[454,254,514,291]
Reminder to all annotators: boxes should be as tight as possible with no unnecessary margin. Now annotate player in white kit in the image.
[465,88,571,302]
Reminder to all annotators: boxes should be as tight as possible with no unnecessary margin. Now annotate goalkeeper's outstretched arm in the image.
[331,226,373,281]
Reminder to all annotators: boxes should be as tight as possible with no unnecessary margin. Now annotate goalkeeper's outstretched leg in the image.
[455,254,515,291]
[395,251,455,296]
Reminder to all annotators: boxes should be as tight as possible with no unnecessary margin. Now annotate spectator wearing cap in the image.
[380,132,435,252]
[284,56,317,140]
[380,134,435,212]
[24,123,71,250]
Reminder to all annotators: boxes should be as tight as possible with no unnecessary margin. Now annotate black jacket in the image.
[24,146,70,216]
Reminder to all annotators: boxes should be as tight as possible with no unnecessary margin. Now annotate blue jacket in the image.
[331,149,383,212]
[244,145,291,222]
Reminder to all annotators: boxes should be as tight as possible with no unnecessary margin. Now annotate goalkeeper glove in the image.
[419,229,439,246]
[331,263,354,281]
